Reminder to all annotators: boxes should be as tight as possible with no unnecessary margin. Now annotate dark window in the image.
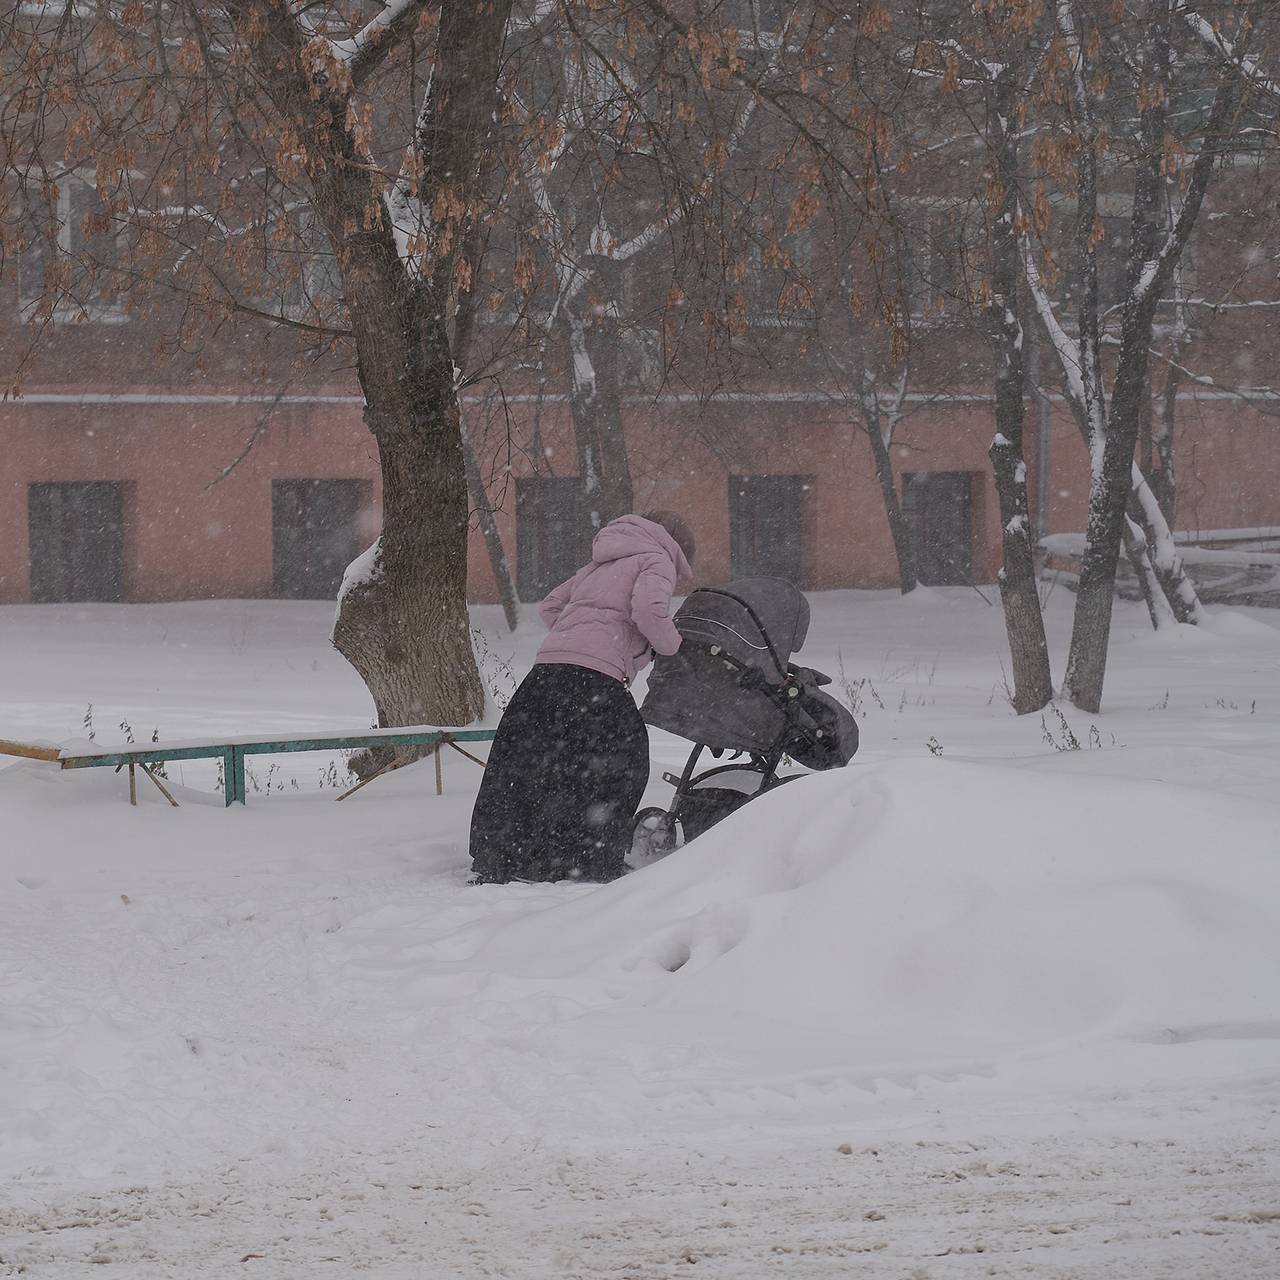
[28,481,125,603]
[743,230,814,325]
[516,477,586,603]
[901,471,974,586]
[271,479,362,599]
[729,475,806,584]
[910,207,976,316]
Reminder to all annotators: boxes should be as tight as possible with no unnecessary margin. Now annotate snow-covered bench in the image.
[0,726,495,807]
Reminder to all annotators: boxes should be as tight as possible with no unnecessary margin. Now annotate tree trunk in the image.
[1063,0,1182,712]
[864,418,918,593]
[450,192,518,635]
[990,432,1053,712]
[225,0,508,767]
[1062,326,1156,712]
[1122,515,1176,630]
[1130,462,1201,623]
[462,425,519,632]
[1053,385,1201,633]
[1154,362,1179,522]
[560,278,634,536]
[1139,368,1153,467]
[334,346,484,734]
[985,67,1052,713]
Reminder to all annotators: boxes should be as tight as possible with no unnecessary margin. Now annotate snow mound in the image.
[4,749,1279,1180]
[463,757,1280,1077]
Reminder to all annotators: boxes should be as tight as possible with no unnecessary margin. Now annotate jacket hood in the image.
[591,514,692,579]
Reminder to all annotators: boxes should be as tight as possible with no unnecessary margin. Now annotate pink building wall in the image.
[2,386,1277,605]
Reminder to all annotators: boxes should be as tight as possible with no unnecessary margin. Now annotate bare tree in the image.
[877,1,1053,708]
[1023,0,1266,710]
[3,0,520,758]
[815,316,920,594]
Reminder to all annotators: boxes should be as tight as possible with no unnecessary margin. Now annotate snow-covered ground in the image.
[2,589,1279,1278]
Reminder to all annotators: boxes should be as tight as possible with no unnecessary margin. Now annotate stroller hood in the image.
[670,577,809,680]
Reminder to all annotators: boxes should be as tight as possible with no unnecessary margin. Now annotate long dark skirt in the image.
[469,663,650,884]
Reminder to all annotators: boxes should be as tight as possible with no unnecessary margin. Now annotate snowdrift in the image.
[4,748,1280,1182]
[462,756,1280,1079]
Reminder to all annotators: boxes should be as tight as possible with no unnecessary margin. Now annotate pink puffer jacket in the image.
[536,514,692,684]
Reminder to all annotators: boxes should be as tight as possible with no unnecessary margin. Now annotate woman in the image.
[469,510,695,884]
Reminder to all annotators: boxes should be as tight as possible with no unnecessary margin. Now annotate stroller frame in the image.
[632,587,814,856]
[636,738,795,851]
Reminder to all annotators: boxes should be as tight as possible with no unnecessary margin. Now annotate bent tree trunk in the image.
[1130,462,1200,624]
[1055,398,1201,632]
[1122,515,1177,630]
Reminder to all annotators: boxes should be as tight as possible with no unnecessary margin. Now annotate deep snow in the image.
[2,589,1279,1277]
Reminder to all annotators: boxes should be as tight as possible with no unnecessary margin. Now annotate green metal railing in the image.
[3,728,497,806]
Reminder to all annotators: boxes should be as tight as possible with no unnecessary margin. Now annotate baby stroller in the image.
[631,577,859,861]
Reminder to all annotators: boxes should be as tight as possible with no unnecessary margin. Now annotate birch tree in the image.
[1024,0,1268,711]
[883,0,1054,709]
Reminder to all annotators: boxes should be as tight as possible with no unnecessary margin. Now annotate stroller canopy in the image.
[642,577,814,755]
[669,577,810,681]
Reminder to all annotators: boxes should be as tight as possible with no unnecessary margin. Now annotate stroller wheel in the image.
[630,806,680,864]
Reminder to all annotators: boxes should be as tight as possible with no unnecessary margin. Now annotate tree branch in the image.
[335,0,438,88]
[1183,5,1280,103]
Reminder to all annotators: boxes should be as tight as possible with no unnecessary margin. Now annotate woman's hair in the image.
[642,509,696,567]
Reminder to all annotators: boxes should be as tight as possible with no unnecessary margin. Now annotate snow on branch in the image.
[1134,83,1242,308]
[1020,236,1087,415]
[1184,8,1280,103]
[526,9,784,317]
[304,0,432,87]
[386,77,435,277]
[1022,232,1111,474]
[1179,297,1280,312]
[1055,0,1095,126]
[331,0,420,63]
[1148,346,1280,412]
[1130,464,1203,623]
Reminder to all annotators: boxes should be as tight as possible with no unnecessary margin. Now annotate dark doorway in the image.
[272,479,362,599]
[729,475,806,584]
[28,482,125,603]
[901,471,975,585]
[516,476,585,602]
